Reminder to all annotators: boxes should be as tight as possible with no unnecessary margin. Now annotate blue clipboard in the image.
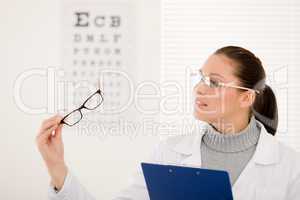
[141,162,233,200]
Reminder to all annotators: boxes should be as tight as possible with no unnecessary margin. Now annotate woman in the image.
[36,46,300,200]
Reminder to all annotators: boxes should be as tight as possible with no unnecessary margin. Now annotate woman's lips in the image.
[195,100,208,108]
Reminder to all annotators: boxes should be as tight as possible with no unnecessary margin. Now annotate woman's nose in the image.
[194,81,210,95]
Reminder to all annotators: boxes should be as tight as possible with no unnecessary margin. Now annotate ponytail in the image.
[215,46,279,135]
[251,84,278,135]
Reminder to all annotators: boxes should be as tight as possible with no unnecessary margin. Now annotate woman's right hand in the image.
[36,115,68,191]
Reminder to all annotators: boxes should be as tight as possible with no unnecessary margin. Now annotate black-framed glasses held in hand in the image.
[60,88,104,126]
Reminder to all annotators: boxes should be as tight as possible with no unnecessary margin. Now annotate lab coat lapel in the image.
[172,125,206,167]
[232,120,280,200]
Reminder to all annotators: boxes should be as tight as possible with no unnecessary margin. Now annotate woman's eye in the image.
[210,79,220,87]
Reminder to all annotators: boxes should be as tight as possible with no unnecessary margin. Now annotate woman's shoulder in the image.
[277,140,300,165]
[148,134,199,164]
[274,139,300,182]
[256,121,300,169]
[153,131,202,157]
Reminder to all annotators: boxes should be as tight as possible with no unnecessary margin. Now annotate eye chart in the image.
[61,1,137,137]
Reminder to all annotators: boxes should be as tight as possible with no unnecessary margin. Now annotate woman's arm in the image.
[36,115,94,200]
[46,142,164,200]
[286,156,300,200]
[37,115,163,200]
[36,115,69,191]
[47,164,150,200]
[48,169,96,200]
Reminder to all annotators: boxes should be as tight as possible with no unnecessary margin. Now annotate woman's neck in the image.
[210,114,251,135]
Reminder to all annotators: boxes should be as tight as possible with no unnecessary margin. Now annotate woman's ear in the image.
[239,91,256,108]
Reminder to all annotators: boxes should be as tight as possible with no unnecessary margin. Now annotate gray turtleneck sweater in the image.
[200,115,261,186]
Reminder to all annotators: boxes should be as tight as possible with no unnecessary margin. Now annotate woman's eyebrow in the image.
[200,69,225,79]
[209,73,225,79]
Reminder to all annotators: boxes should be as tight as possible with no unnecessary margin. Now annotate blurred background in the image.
[1,0,299,199]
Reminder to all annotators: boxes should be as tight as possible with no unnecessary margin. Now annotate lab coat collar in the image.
[251,120,280,165]
[172,119,280,166]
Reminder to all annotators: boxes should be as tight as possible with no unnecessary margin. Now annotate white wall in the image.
[0,0,160,199]
[161,0,300,151]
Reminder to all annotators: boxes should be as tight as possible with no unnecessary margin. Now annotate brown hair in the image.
[214,46,278,135]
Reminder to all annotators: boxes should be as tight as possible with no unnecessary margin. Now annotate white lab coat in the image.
[48,120,300,200]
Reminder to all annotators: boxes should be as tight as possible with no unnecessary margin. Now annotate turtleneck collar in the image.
[202,115,261,153]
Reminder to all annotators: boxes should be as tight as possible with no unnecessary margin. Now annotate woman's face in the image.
[193,54,248,124]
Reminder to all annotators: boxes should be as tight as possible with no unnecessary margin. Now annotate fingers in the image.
[39,115,63,135]
[36,115,64,147]
[36,124,59,147]
[53,124,63,140]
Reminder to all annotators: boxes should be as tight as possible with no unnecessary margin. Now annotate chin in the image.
[193,110,217,124]
[193,111,208,122]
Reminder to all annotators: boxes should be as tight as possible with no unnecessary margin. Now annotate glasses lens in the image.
[84,93,103,110]
[198,71,210,87]
[63,110,82,126]
[190,72,201,87]
[199,71,219,88]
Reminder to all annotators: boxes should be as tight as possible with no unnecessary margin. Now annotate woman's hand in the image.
[36,115,68,191]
